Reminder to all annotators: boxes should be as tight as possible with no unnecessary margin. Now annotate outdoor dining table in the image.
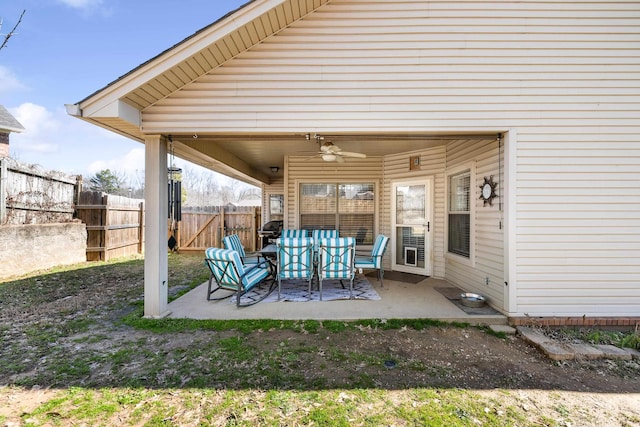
[258,244,278,278]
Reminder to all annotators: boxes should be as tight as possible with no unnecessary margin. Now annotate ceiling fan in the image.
[309,135,367,162]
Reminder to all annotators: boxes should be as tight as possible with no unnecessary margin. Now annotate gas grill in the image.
[257,220,283,248]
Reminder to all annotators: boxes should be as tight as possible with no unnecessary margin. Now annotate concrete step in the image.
[516,326,638,361]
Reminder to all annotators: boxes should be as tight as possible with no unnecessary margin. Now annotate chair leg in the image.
[207,276,213,300]
[349,277,354,299]
[378,268,384,288]
[277,277,281,300]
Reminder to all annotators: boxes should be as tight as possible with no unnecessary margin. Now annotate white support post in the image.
[143,135,170,318]
[503,129,518,316]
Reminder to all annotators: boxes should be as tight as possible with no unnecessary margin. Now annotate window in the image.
[269,194,284,221]
[448,169,471,258]
[299,182,375,244]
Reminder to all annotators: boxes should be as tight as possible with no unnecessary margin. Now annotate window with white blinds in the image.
[448,170,471,257]
[299,183,375,244]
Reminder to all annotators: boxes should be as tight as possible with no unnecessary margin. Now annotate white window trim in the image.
[294,179,379,239]
[444,161,476,267]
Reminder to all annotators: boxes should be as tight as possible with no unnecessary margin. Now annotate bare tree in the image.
[0,10,26,52]
[180,164,260,206]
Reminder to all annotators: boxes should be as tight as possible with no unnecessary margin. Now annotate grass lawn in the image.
[1,254,639,426]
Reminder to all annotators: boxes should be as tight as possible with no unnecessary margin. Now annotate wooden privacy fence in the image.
[75,191,144,261]
[0,158,80,225]
[177,206,261,253]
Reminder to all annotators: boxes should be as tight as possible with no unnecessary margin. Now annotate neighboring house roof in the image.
[231,197,262,207]
[0,105,25,133]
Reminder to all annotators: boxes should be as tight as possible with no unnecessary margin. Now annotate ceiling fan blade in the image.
[335,155,346,163]
[338,151,367,158]
[304,153,323,161]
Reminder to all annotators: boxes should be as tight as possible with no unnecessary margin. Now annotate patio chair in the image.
[223,234,261,264]
[311,229,339,262]
[275,237,315,300]
[311,229,339,241]
[204,247,273,307]
[317,237,356,300]
[354,234,389,287]
[281,229,309,238]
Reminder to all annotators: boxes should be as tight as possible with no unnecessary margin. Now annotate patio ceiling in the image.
[167,132,492,186]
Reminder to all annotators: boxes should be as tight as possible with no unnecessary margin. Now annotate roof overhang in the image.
[67,0,329,185]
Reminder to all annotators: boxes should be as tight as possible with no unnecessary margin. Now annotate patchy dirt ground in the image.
[1,254,639,426]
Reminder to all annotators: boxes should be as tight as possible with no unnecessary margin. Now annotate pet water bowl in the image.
[459,293,486,308]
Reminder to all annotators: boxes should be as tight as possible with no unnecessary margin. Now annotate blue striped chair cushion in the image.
[318,237,356,279]
[281,229,309,238]
[223,234,245,258]
[205,247,267,291]
[223,234,260,264]
[276,237,314,279]
[312,229,339,240]
[354,256,376,269]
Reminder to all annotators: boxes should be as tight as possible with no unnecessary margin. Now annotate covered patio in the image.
[168,274,507,325]
[68,0,514,321]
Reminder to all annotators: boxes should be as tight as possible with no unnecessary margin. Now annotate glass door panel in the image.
[392,180,431,275]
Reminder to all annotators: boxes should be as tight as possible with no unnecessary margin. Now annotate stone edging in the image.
[517,326,640,361]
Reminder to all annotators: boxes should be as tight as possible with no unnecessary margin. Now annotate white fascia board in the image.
[79,0,287,117]
[89,100,141,127]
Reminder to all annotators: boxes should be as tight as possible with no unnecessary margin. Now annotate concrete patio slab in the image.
[167,276,507,325]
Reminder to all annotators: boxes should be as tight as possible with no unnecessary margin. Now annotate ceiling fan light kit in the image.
[309,134,367,162]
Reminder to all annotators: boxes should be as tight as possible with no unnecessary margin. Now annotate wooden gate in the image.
[75,191,144,261]
[176,206,261,253]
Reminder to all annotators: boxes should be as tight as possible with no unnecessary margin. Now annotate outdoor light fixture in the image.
[270,166,280,173]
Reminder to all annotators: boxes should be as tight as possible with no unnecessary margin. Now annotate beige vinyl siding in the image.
[285,156,383,231]
[144,0,640,133]
[516,131,640,316]
[445,138,505,310]
[144,0,640,317]
[382,146,446,278]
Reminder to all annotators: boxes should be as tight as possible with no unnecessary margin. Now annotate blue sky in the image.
[1,0,248,182]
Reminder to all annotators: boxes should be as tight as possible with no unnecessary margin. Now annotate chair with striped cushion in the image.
[204,247,272,307]
[281,229,309,238]
[275,237,315,300]
[311,229,339,261]
[311,229,339,242]
[354,234,390,287]
[223,234,261,264]
[317,237,356,300]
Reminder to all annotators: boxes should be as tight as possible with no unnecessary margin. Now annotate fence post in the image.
[219,208,225,248]
[102,194,110,261]
[73,175,83,214]
[251,207,257,251]
[138,201,145,254]
[0,158,6,224]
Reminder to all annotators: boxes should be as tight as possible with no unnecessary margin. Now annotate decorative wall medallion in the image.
[479,175,498,206]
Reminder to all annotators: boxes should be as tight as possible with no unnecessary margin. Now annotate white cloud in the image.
[57,0,104,9]
[56,0,112,17]
[0,66,28,94]
[87,147,145,181]
[9,103,60,154]
[7,102,141,178]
